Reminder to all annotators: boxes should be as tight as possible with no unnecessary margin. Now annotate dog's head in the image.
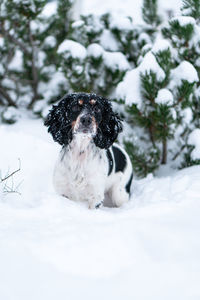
[44,93,122,149]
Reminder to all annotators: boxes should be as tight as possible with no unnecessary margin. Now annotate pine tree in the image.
[116,0,200,176]
[0,0,74,121]
[57,13,132,96]
[162,7,200,168]
[0,0,47,110]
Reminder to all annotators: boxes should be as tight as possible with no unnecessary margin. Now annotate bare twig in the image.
[1,159,21,183]
[0,159,22,196]
[172,145,186,161]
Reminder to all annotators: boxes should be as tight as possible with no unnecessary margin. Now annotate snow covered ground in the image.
[0,116,200,299]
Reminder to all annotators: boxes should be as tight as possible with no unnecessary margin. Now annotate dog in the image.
[45,92,133,209]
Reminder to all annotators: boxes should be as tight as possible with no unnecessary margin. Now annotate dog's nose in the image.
[80,115,92,126]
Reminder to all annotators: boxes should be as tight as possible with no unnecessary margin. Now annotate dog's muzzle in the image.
[74,112,97,135]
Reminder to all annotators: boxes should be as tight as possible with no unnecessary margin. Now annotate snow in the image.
[82,0,145,23]
[0,64,4,75]
[87,43,104,58]
[109,13,133,31]
[72,20,85,28]
[38,70,67,109]
[155,88,174,105]
[1,0,200,298]
[195,57,200,67]
[44,36,57,48]
[171,16,196,27]
[2,107,21,123]
[0,118,200,299]
[170,61,199,88]
[103,51,130,72]
[152,39,171,54]
[116,67,142,107]
[139,52,165,80]
[116,52,165,107]
[57,40,87,60]
[190,25,200,54]
[87,44,130,72]
[100,29,119,52]
[82,0,182,24]
[188,129,200,160]
[8,50,23,71]
[41,1,57,18]
[182,107,193,125]
[0,36,4,47]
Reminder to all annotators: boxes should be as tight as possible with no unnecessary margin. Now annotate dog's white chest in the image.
[53,137,107,202]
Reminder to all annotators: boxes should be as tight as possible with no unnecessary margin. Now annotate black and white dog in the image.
[45,92,133,209]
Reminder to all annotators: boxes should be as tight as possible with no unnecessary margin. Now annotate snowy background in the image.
[80,0,182,23]
[0,0,200,299]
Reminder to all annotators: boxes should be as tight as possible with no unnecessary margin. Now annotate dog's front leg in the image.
[87,186,104,209]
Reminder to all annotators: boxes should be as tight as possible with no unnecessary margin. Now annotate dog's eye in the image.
[72,105,81,112]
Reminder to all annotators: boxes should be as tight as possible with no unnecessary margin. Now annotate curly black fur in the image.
[44,92,122,149]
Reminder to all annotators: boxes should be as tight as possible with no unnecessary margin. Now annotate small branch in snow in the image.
[0,159,22,195]
[1,160,21,183]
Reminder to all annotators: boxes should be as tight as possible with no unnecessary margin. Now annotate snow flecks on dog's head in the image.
[44,92,123,149]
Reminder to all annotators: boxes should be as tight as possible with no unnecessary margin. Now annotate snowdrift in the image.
[0,118,200,300]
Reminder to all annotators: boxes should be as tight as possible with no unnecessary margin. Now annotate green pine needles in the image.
[142,0,161,27]
[181,0,200,22]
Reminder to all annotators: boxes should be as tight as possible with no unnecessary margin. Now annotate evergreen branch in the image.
[0,22,29,55]
[27,21,39,109]
[0,85,17,107]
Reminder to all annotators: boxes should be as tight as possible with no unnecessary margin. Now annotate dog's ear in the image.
[94,98,122,149]
[44,98,72,146]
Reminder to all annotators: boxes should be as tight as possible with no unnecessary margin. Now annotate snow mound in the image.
[116,52,165,107]
[41,1,57,18]
[155,88,173,105]
[58,40,87,60]
[152,39,171,54]
[188,129,200,160]
[170,61,199,88]
[103,51,130,72]
[87,43,104,58]
[109,13,133,31]
[171,16,196,27]
[0,118,200,300]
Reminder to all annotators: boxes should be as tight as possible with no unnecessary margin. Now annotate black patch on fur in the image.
[125,172,133,194]
[106,149,114,176]
[112,145,127,173]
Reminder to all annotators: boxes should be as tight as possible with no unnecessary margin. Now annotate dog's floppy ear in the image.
[94,98,122,149]
[44,98,72,146]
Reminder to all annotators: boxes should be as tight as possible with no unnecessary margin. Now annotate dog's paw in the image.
[95,201,103,209]
[88,200,103,209]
